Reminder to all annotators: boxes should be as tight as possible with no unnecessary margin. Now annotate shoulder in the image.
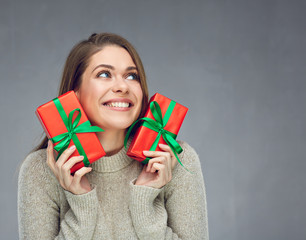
[19,149,56,186]
[20,149,47,176]
[164,140,206,198]
[178,141,199,160]
[172,140,203,178]
[18,149,62,217]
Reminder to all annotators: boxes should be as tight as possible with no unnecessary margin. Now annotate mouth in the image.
[102,99,134,109]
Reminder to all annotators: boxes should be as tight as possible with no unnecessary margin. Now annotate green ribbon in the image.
[50,98,104,167]
[125,100,190,171]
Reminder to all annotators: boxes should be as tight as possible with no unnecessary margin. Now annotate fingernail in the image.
[70,145,76,150]
[143,150,149,154]
[79,155,84,159]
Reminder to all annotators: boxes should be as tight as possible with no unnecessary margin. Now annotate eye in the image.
[126,72,139,80]
[97,71,111,78]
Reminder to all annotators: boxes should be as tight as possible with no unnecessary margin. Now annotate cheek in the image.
[136,86,144,116]
[75,89,87,107]
[75,88,95,115]
[135,83,143,101]
[76,81,99,104]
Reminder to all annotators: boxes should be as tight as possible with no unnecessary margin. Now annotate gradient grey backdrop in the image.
[1,0,306,239]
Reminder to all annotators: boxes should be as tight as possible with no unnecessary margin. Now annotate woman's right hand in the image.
[47,140,92,195]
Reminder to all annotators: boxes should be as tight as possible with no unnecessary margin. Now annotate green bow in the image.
[50,98,104,167]
[125,100,190,171]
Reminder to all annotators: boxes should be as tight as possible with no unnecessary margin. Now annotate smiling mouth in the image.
[103,101,133,108]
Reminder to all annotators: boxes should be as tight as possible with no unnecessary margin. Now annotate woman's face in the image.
[76,45,143,131]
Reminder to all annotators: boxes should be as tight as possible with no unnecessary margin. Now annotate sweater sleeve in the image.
[128,142,209,240]
[18,150,101,239]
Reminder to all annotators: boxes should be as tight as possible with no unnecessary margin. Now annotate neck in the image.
[96,129,126,156]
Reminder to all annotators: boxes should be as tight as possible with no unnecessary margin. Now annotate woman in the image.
[18,33,209,239]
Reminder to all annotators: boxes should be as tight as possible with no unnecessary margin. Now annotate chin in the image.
[90,113,140,131]
[115,121,135,130]
[101,120,136,131]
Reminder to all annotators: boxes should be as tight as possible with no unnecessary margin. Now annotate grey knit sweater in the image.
[18,141,208,239]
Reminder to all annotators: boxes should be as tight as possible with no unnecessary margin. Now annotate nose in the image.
[111,76,129,94]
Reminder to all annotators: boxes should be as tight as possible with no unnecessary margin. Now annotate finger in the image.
[158,144,173,170]
[61,155,85,173]
[72,167,92,186]
[59,155,84,187]
[154,143,175,169]
[146,156,166,173]
[151,162,165,172]
[158,144,177,169]
[145,150,171,173]
[158,143,175,158]
[151,162,169,183]
[153,161,172,184]
[56,145,77,167]
[143,149,171,159]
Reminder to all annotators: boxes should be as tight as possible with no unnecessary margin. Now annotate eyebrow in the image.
[92,64,137,73]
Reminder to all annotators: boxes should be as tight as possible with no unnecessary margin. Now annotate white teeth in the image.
[106,102,130,108]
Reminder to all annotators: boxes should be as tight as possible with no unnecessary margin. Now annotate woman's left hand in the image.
[135,143,177,189]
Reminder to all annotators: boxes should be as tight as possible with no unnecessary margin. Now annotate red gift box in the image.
[126,93,188,163]
[36,91,106,173]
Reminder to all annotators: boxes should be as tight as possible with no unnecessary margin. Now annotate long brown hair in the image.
[35,33,149,150]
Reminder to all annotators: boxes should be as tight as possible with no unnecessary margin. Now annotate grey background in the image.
[1,0,305,239]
